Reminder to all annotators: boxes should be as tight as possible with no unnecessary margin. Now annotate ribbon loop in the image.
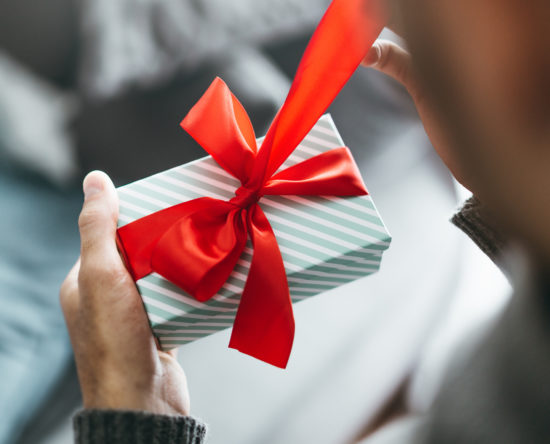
[229,204,294,368]
[181,77,258,184]
[264,147,368,196]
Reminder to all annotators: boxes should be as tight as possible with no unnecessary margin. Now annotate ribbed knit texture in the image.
[73,410,206,444]
[451,196,506,263]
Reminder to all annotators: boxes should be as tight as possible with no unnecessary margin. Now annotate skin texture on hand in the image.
[60,171,190,416]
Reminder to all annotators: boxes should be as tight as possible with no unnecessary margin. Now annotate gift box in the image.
[115,0,388,368]
[116,114,390,346]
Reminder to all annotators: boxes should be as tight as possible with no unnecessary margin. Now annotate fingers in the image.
[78,171,120,268]
[362,40,417,97]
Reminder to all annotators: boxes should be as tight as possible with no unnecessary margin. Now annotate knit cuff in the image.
[73,409,206,444]
[451,196,507,264]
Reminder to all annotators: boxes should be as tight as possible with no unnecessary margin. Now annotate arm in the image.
[60,171,206,444]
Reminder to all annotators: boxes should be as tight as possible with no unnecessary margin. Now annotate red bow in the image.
[117,0,385,368]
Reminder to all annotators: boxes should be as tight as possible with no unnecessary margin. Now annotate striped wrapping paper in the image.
[117,114,391,349]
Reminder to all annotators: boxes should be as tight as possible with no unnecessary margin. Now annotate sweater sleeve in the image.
[73,409,206,444]
[451,196,507,265]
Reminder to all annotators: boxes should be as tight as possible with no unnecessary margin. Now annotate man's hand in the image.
[362,39,473,192]
[60,171,190,416]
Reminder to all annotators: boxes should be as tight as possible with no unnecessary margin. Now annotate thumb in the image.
[362,40,418,97]
[78,171,120,266]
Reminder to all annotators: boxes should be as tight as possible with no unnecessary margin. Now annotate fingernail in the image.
[83,172,104,200]
[363,43,381,66]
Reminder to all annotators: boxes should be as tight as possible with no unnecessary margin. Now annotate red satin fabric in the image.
[117,0,385,368]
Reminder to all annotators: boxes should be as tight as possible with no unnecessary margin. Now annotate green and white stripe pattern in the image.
[117,114,391,349]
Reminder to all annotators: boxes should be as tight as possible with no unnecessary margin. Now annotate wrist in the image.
[80,362,189,416]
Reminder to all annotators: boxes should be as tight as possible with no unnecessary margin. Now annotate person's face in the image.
[397,0,550,259]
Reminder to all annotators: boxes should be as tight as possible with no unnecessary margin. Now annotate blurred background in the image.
[0,1,510,443]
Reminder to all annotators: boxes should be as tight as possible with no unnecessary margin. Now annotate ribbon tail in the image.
[257,0,387,179]
[229,204,295,368]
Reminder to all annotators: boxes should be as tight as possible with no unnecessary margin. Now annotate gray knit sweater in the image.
[73,409,206,444]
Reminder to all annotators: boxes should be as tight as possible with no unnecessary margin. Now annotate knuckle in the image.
[60,276,71,298]
[377,43,392,70]
[78,206,103,232]
[376,42,415,91]
[60,275,78,312]
[60,270,76,297]
[59,282,70,308]
[79,203,117,232]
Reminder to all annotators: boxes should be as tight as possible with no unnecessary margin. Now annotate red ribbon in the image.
[117,0,385,368]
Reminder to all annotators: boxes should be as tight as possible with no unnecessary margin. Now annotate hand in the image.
[60,171,190,416]
[362,39,473,192]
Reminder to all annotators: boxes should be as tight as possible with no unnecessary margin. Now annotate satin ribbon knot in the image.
[116,0,385,368]
[230,185,262,209]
